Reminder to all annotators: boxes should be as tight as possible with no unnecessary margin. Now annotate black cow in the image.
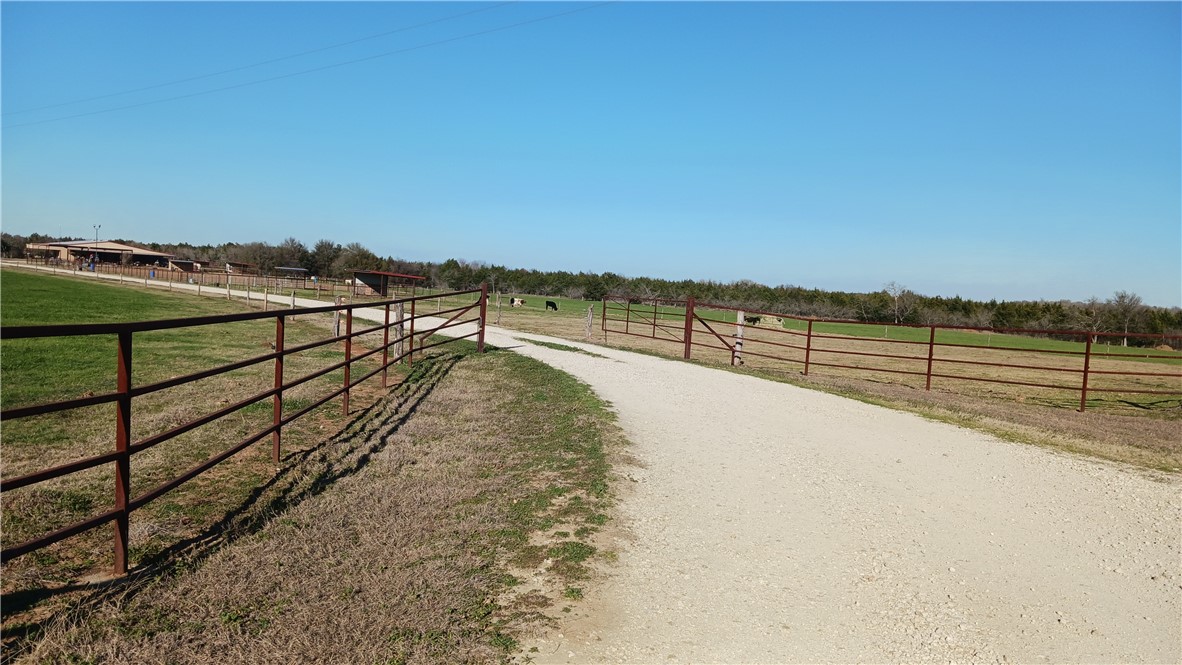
[744,315,761,325]
[545,300,558,311]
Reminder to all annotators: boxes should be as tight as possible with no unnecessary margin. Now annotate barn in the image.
[25,240,174,266]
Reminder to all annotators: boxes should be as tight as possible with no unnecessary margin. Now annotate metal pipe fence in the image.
[0,286,488,574]
[18,258,422,300]
[602,296,1182,411]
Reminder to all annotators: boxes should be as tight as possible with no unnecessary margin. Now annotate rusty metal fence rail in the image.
[602,296,1182,411]
[0,285,488,575]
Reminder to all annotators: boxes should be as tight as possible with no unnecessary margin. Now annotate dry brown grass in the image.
[15,346,628,664]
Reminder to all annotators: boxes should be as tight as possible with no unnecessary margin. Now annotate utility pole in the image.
[92,224,102,269]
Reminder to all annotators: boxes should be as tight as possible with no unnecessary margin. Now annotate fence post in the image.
[804,320,814,375]
[113,331,133,576]
[625,300,631,335]
[382,303,391,388]
[734,310,745,366]
[683,297,695,360]
[263,287,269,311]
[925,326,936,390]
[478,282,488,353]
[585,305,593,340]
[408,298,416,366]
[601,298,607,341]
[652,301,658,339]
[343,307,353,415]
[1079,334,1093,412]
[273,316,284,463]
[227,277,231,300]
[395,302,405,363]
[290,290,296,310]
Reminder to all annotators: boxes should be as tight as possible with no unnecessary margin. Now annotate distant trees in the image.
[1107,291,1144,347]
[1,233,26,258]
[308,239,341,277]
[1076,297,1108,341]
[330,242,383,277]
[4,229,1180,341]
[275,237,309,270]
[883,281,917,324]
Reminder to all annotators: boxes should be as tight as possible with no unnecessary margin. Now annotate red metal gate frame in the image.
[602,296,1182,413]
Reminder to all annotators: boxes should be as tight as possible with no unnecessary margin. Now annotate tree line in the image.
[3,232,1179,343]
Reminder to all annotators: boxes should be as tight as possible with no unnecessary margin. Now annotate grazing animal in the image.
[510,298,525,308]
[545,300,558,311]
[743,314,784,327]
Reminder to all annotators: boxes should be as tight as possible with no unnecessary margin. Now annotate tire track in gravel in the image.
[483,330,1179,664]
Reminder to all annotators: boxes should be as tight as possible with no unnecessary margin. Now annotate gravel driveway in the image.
[488,330,1180,664]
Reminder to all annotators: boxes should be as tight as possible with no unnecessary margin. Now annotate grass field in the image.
[0,267,627,662]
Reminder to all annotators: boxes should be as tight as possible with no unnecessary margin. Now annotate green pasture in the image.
[0,268,393,418]
[2,270,276,410]
[1,269,255,326]
[481,291,597,316]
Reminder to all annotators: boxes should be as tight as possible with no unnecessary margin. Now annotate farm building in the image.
[224,260,258,274]
[351,270,426,297]
[168,259,200,272]
[275,266,309,289]
[25,240,174,266]
[165,259,259,274]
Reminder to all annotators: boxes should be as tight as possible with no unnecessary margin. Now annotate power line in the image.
[2,2,518,117]
[5,2,611,130]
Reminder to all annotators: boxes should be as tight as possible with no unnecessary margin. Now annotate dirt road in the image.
[490,331,1180,664]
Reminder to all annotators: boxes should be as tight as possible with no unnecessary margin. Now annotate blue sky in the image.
[3,1,1179,306]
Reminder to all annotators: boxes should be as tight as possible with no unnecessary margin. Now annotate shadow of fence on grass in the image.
[0,348,473,652]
